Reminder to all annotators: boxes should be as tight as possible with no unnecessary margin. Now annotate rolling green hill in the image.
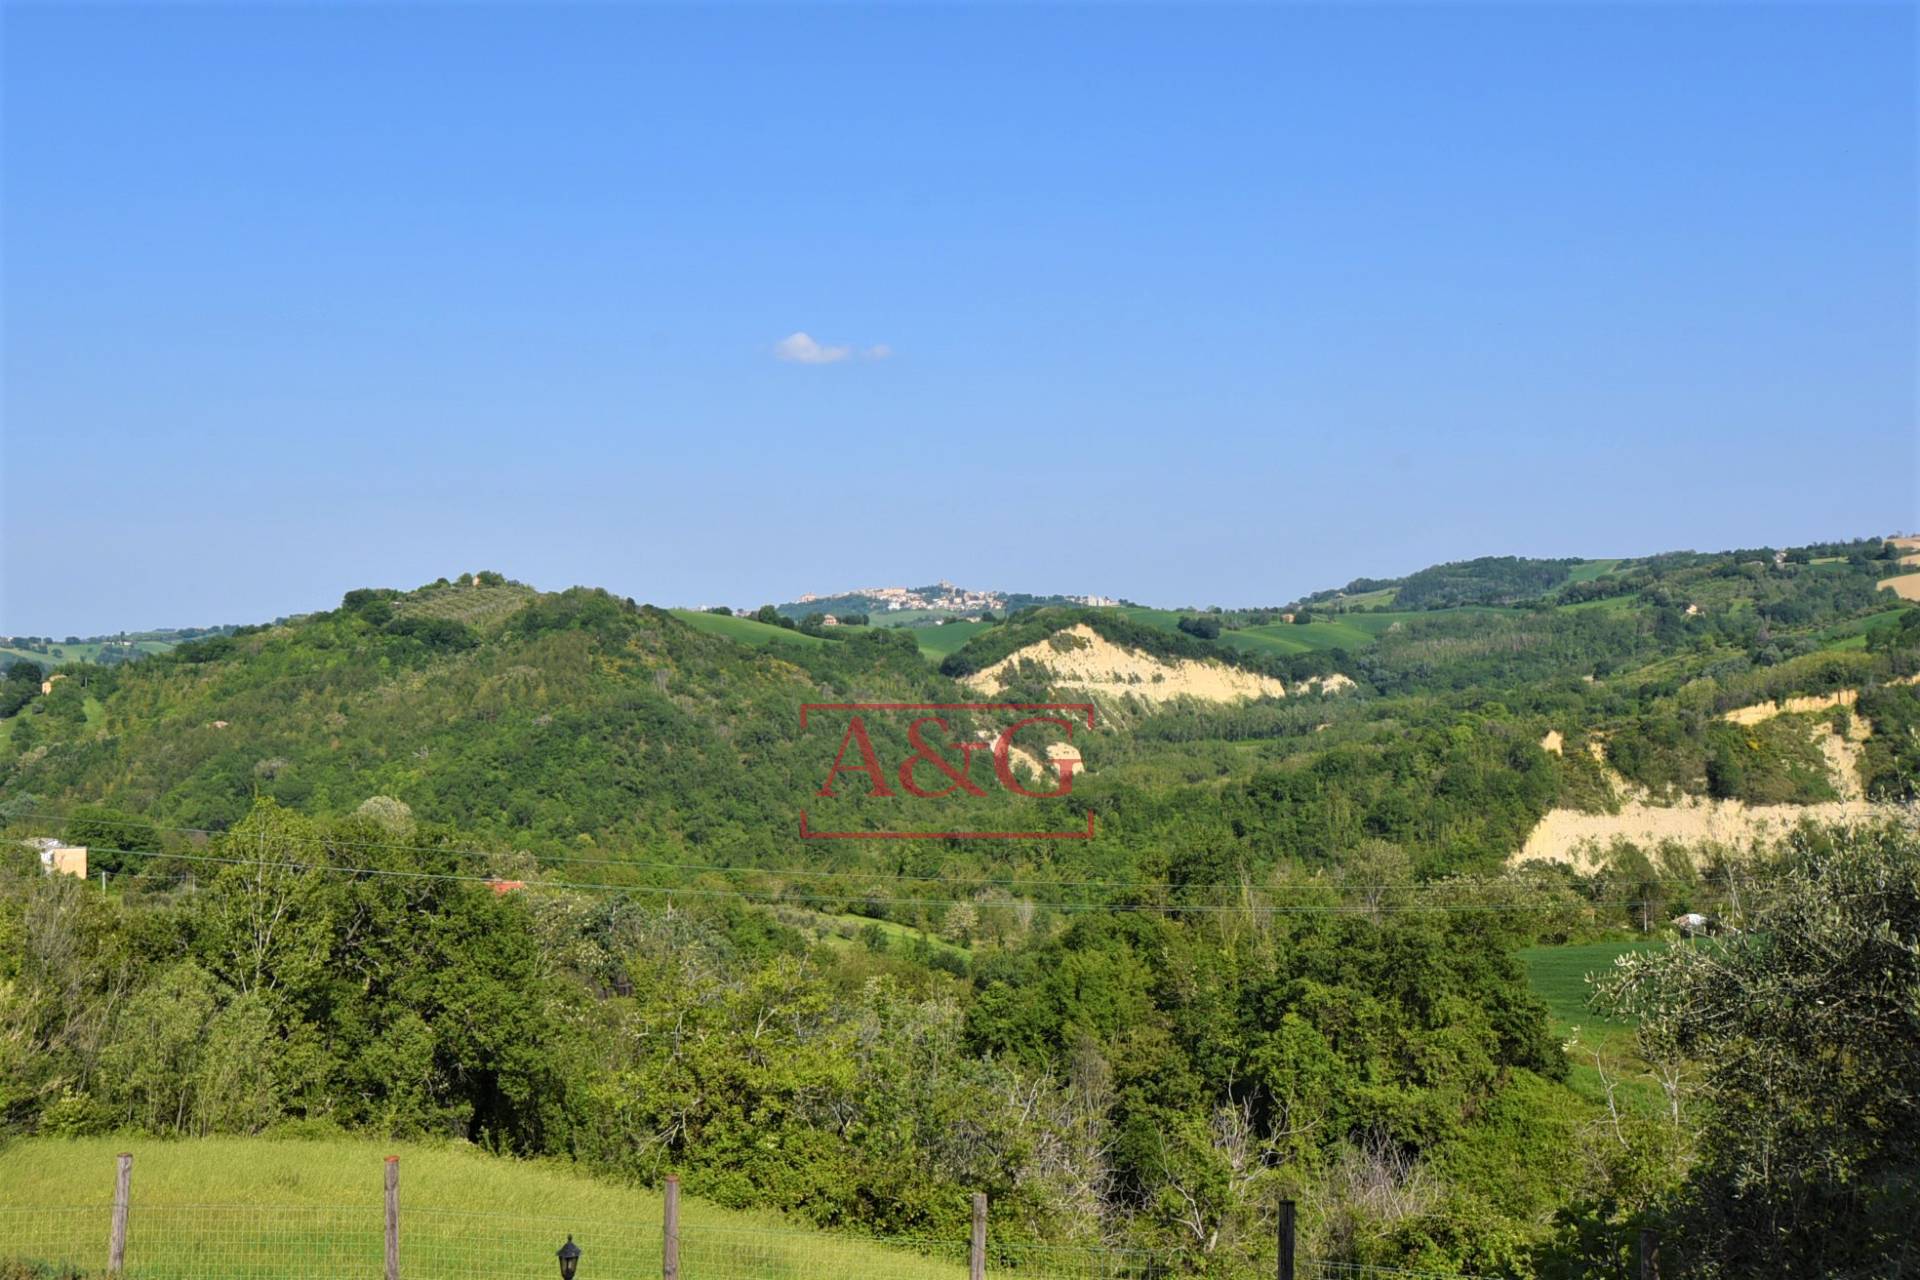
[2,541,1917,1279]
[1,626,244,675]
[0,587,940,844]
[6,542,1913,872]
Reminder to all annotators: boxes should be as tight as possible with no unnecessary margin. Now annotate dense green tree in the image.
[0,662,42,719]
[1598,823,1920,1278]
[62,807,161,876]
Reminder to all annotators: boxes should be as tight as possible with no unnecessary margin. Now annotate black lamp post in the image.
[557,1235,581,1278]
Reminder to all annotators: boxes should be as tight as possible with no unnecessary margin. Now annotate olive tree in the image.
[1597,822,1920,1277]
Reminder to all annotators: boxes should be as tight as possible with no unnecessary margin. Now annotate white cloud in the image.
[773,332,893,364]
[773,332,851,364]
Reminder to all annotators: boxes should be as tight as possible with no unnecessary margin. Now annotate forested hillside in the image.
[3,538,1917,1277]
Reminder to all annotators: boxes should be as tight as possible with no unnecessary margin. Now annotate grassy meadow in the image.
[0,1136,995,1279]
[801,909,973,963]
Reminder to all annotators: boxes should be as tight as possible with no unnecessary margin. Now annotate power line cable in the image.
[58,843,1778,918]
[7,810,1745,896]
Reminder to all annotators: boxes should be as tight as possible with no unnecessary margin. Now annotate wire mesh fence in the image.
[0,1203,1194,1280]
[404,1208,659,1280]
[2,1204,380,1279]
[0,1166,1482,1280]
[0,1204,105,1276]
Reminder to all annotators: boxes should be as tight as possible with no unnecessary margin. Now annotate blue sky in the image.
[3,2,1914,634]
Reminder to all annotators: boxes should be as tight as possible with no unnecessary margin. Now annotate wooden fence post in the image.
[970,1192,986,1280]
[1276,1198,1295,1280]
[1637,1227,1660,1280]
[384,1155,400,1280]
[107,1152,132,1275]
[663,1174,680,1280]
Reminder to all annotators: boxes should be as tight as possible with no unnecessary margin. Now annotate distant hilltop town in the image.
[779,581,1118,618]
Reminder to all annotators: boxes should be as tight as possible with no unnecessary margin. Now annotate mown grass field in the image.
[0,1136,993,1279]
[668,609,829,649]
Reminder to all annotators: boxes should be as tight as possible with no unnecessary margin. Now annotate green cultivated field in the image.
[1222,611,1438,656]
[1520,939,1674,1112]
[1521,939,1652,1047]
[1813,605,1910,651]
[1115,606,1405,656]
[0,1137,982,1280]
[1219,616,1391,655]
[908,619,993,659]
[1106,606,1187,636]
[1564,558,1623,585]
[668,609,828,649]
[868,609,966,628]
[1324,587,1399,609]
[0,641,173,670]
